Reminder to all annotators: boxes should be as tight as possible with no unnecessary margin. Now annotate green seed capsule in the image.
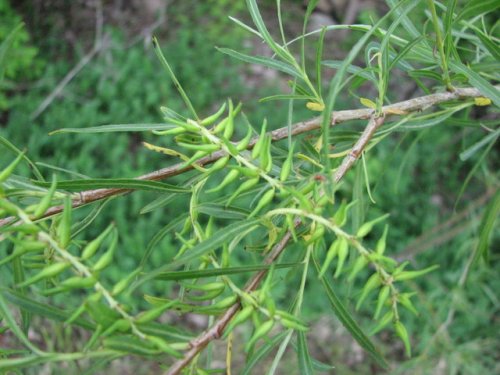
[236,124,253,151]
[136,301,176,324]
[319,239,340,278]
[178,142,219,153]
[223,100,235,139]
[152,127,186,136]
[200,102,227,126]
[245,319,274,351]
[334,237,349,278]
[60,276,97,289]
[92,231,118,272]
[81,223,114,260]
[249,188,275,218]
[0,152,25,184]
[223,305,254,337]
[112,269,140,296]
[34,175,58,218]
[102,319,131,336]
[356,214,390,238]
[227,177,260,206]
[356,273,381,310]
[370,310,394,336]
[207,169,240,193]
[347,256,368,282]
[18,262,70,287]
[281,317,308,331]
[280,142,295,182]
[251,119,267,159]
[394,321,411,357]
[398,293,419,316]
[374,285,390,319]
[182,282,226,292]
[207,156,229,174]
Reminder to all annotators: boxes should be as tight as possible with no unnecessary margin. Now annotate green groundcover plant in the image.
[0,0,498,374]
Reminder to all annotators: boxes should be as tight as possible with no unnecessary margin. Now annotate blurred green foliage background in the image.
[0,0,498,373]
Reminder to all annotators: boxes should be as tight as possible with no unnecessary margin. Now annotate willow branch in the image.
[165,225,297,375]
[163,86,495,374]
[334,114,385,182]
[0,86,492,229]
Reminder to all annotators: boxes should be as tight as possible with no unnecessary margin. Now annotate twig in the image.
[165,225,297,375]
[333,114,385,182]
[1,85,493,228]
[30,35,109,120]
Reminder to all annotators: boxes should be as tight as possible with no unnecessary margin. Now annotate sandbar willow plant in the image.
[1,0,499,373]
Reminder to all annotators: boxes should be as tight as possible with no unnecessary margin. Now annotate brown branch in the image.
[0,85,490,228]
[334,114,385,182]
[165,226,297,375]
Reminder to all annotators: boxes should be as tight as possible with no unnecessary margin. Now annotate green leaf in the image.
[449,61,500,107]
[34,178,189,193]
[0,289,94,329]
[297,331,315,375]
[153,262,299,281]
[0,292,43,354]
[312,254,388,369]
[217,48,301,79]
[472,191,500,265]
[322,61,377,84]
[456,0,500,21]
[0,136,44,181]
[245,0,293,63]
[196,203,250,220]
[50,123,175,135]
[0,23,23,81]
[459,127,500,161]
[135,219,260,287]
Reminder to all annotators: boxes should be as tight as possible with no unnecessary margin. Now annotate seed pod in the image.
[223,305,254,337]
[374,285,390,319]
[375,225,389,255]
[207,169,240,193]
[319,239,340,278]
[245,319,274,351]
[178,142,219,153]
[347,256,368,282]
[280,142,295,182]
[200,102,227,126]
[220,137,239,156]
[227,177,260,206]
[102,319,131,336]
[182,282,226,292]
[356,214,390,238]
[212,117,229,134]
[112,269,140,296]
[17,262,70,287]
[33,175,57,218]
[305,224,325,244]
[394,321,411,357]
[334,237,349,278]
[398,293,419,316]
[370,310,394,336]
[57,197,72,248]
[223,100,235,139]
[136,301,176,324]
[152,126,186,136]
[60,276,97,289]
[251,119,268,159]
[92,230,118,272]
[259,135,272,172]
[394,265,439,281]
[249,188,275,218]
[236,123,254,151]
[81,223,114,260]
[280,317,308,331]
[206,156,229,174]
[146,335,182,357]
[0,152,25,184]
[356,273,381,310]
